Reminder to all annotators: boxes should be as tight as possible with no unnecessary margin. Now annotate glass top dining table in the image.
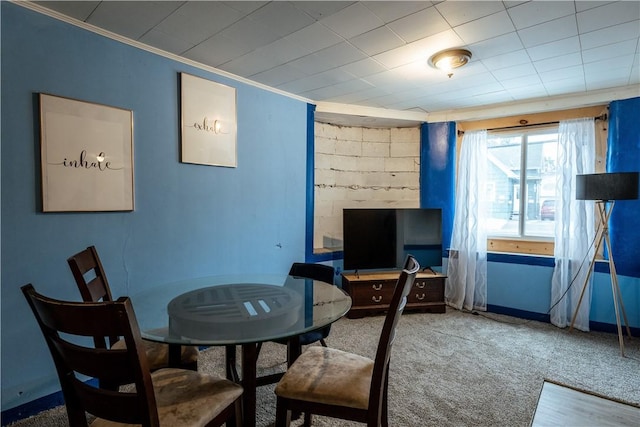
[129,273,352,427]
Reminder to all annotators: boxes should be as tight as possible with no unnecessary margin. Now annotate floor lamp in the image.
[570,172,639,356]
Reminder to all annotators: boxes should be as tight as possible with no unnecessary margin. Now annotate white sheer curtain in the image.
[550,118,595,331]
[446,130,488,311]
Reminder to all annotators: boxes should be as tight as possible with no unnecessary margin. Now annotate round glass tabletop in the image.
[129,274,352,346]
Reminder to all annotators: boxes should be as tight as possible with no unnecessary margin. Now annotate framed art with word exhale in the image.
[180,73,237,167]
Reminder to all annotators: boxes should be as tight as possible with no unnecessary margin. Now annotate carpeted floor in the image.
[7,308,640,426]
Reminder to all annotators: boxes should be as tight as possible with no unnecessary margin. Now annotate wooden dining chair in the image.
[286,262,335,348]
[273,255,420,427]
[67,245,199,371]
[21,283,243,427]
[280,263,335,346]
[254,262,335,373]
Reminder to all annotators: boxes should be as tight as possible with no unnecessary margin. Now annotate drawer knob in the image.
[372,295,383,303]
[415,293,426,301]
[415,282,426,289]
[372,283,383,291]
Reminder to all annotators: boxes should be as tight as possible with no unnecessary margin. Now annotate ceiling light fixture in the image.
[430,48,472,78]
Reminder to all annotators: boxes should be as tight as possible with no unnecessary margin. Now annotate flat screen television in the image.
[342,208,443,272]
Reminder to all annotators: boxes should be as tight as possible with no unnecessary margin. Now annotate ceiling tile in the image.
[252,64,309,88]
[387,7,450,43]
[86,1,183,40]
[284,69,356,94]
[285,22,345,52]
[544,77,586,95]
[470,32,525,60]
[539,65,584,83]
[220,15,282,51]
[290,1,353,20]
[310,78,374,99]
[140,29,194,55]
[287,53,336,75]
[534,52,583,73]
[470,90,515,106]
[254,37,312,65]
[500,74,544,90]
[249,2,316,37]
[574,1,613,13]
[312,42,369,68]
[480,50,531,71]
[491,63,538,81]
[33,1,100,21]
[319,2,384,39]
[435,0,505,27]
[629,63,640,85]
[152,2,244,46]
[584,54,636,76]
[526,36,581,62]
[579,20,640,50]
[577,1,640,34]
[315,68,360,87]
[183,34,252,67]
[586,75,631,91]
[217,49,282,77]
[349,26,406,56]
[362,1,432,24]
[517,15,578,48]
[339,58,389,78]
[507,83,548,100]
[582,39,638,64]
[507,1,575,30]
[223,1,268,14]
[453,11,516,44]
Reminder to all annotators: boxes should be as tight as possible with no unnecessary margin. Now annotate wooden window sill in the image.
[487,238,554,256]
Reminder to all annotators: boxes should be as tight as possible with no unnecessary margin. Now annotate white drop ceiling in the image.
[28,1,640,127]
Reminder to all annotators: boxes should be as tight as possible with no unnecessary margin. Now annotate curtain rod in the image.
[457,113,607,136]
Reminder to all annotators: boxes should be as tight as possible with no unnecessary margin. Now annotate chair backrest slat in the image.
[68,246,113,303]
[288,262,335,285]
[49,335,136,384]
[67,246,119,348]
[22,284,159,427]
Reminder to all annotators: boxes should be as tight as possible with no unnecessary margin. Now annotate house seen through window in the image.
[485,127,558,240]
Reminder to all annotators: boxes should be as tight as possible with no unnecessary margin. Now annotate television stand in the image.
[341,270,446,319]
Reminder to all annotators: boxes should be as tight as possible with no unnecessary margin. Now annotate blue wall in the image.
[3,2,639,421]
[420,122,456,251]
[1,3,308,411]
[607,97,640,278]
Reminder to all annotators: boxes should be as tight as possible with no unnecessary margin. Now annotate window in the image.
[456,105,606,256]
[485,128,558,240]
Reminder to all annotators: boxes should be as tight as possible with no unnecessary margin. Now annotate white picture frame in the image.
[39,93,134,212]
[180,73,237,167]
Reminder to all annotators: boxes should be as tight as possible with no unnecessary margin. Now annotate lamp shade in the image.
[575,172,639,200]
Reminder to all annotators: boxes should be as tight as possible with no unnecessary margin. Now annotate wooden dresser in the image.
[341,270,446,318]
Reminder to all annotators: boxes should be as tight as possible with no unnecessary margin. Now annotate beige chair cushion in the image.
[90,368,242,427]
[111,340,199,371]
[274,346,374,410]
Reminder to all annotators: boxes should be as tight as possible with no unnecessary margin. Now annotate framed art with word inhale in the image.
[39,93,134,212]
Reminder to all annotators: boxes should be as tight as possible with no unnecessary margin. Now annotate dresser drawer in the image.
[409,277,445,303]
[348,280,395,306]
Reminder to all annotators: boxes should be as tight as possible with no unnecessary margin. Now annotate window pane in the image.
[485,129,558,240]
[524,132,558,238]
[486,135,521,237]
